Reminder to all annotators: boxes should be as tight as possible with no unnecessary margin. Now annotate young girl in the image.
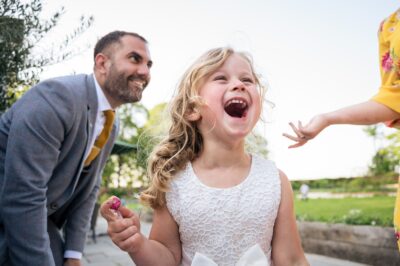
[101,47,309,266]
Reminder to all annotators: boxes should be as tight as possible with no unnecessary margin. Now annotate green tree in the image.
[102,103,151,197]
[364,124,400,176]
[369,148,398,176]
[0,0,93,111]
[107,102,169,193]
[363,125,379,150]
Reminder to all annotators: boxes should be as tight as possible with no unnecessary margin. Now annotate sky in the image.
[39,0,399,180]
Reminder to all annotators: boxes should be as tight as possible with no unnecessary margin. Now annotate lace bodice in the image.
[166,155,281,266]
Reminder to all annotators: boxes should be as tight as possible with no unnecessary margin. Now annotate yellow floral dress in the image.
[371,8,400,251]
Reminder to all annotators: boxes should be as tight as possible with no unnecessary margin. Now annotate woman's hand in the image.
[283,114,329,148]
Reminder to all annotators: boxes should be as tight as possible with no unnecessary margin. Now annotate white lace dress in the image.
[166,155,281,266]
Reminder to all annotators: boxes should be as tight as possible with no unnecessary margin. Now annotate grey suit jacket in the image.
[0,74,117,265]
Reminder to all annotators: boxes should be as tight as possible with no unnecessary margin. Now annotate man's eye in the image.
[130,55,139,63]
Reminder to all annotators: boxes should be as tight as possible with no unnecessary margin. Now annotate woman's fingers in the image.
[288,122,305,139]
[282,121,310,148]
[282,132,303,142]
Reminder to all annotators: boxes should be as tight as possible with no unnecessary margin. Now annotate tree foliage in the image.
[0,0,93,111]
[102,103,151,197]
[291,174,397,193]
[101,103,170,195]
[372,130,400,175]
[363,124,400,176]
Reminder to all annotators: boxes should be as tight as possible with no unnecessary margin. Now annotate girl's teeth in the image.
[226,99,247,107]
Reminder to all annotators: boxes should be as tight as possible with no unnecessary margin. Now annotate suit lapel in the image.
[83,74,99,166]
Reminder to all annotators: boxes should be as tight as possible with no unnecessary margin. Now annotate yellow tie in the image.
[84,110,115,166]
[394,177,400,251]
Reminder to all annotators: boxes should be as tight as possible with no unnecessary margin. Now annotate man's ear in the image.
[94,53,109,74]
[186,108,201,121]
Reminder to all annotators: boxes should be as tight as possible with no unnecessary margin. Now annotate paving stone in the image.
[82,215,373,266]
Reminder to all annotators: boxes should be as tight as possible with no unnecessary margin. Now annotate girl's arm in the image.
[283,100,400,148]
[131,205,182,265]
[100,199,181,265]
[271,170,309,266]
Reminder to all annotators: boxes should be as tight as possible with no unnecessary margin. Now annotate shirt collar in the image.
[93,74,113,112]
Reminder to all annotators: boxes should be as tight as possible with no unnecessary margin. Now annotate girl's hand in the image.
[100,196,145,254]
[283,114,329,148]
[101,196,123,220]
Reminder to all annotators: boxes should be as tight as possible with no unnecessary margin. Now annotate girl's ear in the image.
[186,108,201,121]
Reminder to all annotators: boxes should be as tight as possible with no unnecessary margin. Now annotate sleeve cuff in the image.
[64,250,82,259]
[371,86,400,114]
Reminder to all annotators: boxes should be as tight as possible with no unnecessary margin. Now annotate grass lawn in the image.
[294,195,396,227]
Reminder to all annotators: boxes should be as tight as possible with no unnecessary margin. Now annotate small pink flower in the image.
[382,52,393,72]
[395,231,400,241]
[110,197,121,210]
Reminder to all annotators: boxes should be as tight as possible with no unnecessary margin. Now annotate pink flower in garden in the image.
[110,196,121,210]
[382,52,393,72]
[396,231,400,241]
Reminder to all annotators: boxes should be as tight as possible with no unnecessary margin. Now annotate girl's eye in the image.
[242,78,254,83]
[214,75,226,81]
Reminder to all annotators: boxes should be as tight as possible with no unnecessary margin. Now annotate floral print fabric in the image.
[372,8,400,252]
[373,9,400,115]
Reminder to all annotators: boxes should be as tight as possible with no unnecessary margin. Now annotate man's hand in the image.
[100,196,145,254]
[64,258,81,266]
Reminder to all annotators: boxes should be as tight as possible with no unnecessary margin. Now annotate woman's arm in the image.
[283,100,400,148]
[271,170,309,266]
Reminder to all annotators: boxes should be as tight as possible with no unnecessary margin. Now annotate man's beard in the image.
[103,66,146,104]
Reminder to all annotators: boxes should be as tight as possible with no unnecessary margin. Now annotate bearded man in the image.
[0,31,153,266]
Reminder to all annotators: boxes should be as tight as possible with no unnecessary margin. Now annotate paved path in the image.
[82,216,370,266]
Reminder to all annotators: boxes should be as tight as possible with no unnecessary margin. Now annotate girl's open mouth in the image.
[224,98,248,118]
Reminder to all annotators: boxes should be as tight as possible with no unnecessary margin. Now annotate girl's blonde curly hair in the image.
[140,47,266,209]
